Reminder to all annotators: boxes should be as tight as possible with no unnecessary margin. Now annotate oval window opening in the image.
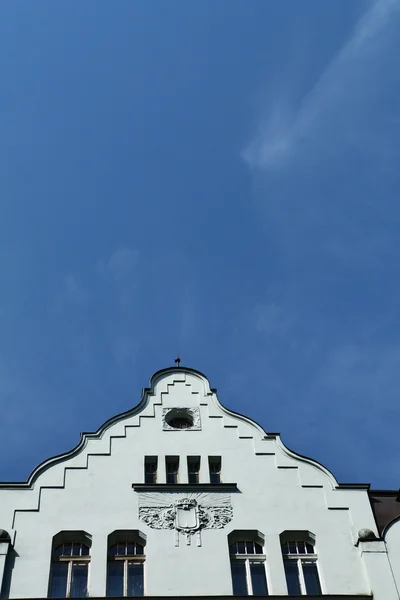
[167,416,193,429]
[165,409,194,429]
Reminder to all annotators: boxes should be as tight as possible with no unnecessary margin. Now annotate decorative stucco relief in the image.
[138,492,233,546]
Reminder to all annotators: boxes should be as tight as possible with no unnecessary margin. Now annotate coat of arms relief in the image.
[138,492,233,546]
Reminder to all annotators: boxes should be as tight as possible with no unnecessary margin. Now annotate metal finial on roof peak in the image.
[174,357,181,367]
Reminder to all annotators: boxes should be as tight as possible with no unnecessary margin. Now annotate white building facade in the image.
[0,366,399,599]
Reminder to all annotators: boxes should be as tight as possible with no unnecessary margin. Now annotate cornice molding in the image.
[132,483,239,492]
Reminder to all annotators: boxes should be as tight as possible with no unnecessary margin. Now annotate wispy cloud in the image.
[111,336,140,368]
[53,274,85,313]
[104,248,139,282]
[254,301,294,339]
[243,0,400,170]
[241,0,400,267]
[95,247,141,311]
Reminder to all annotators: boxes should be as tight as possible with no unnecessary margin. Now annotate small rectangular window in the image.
[144,456,158,484]
[209,456,222,484]
[187,456,200,484]
[166,456,179,484]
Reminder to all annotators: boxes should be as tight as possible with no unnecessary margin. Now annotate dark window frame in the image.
[165,456,179,484]
[49,539,90,598]
[107,540,145,597]
[229,539,269,596]
[144,456,158,485]
[209,456,222,484]
[281,538,322,596]
[187,456,200,484]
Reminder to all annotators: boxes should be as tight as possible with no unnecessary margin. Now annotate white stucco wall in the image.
[384,519,400,598]
[0,368,396,598]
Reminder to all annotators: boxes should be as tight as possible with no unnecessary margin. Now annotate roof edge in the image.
[0,366,351,491]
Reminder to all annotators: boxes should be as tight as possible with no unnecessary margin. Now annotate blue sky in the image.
[1,0,400,488]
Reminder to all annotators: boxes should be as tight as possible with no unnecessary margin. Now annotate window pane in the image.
[57,543,70,557]
[250,562,268,595]
[188,459,200,473]
[108,544,118,557]
[72,543,81,556]
[231,561,248,596]
[166,460,179,473]
[229,543,237,555]
[305,542,314,554]
[107,561,124,597]
[237,541,246,554]
[145,458,157,474]
[281,542,289,555]
[209,460,221,473]
[297,541,306,554]
[81,544,90,556]
[167,473,178,484]
[284,561,301,596]
[255,542,263,555]
[188,472,199,484]
[117,542,126,556]
[135,543,144,556]
[127,543,135,555]
[128,562,144,596]
[70,563,88,598]
[209,457,221,484]
[303,562,322,595]
[246,542,255,554]
[288,541,297,554]
[144,456,157,484]
[49,562,68,598]
[145,472,156,484]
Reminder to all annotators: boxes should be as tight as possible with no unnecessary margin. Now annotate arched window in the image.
[280,531,321,596]
[107,531,146,597]
[49,531,91,598]
[228,531,268,596]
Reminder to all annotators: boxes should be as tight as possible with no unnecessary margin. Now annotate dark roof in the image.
[369,489,400,535]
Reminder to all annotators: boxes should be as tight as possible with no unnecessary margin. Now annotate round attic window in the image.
[164,410,193,429]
